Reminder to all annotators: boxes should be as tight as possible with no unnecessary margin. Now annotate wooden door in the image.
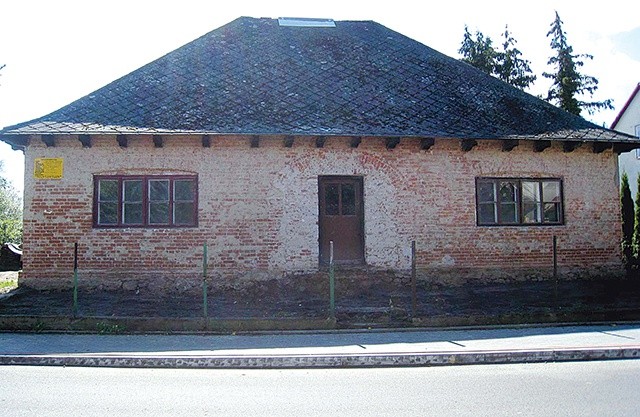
[319,176,364,265]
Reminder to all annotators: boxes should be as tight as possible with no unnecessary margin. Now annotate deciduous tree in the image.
[0,162,22,244]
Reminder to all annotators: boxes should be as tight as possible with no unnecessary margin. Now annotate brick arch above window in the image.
[92,169,198,177]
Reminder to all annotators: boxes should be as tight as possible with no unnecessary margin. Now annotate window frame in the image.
[475,177,564,226]
[93,175,198,228]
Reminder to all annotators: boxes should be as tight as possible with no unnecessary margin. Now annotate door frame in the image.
[318,175,365,266]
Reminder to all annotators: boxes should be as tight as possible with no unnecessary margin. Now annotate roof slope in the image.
[611,82,640,129]
[1,17,635,142]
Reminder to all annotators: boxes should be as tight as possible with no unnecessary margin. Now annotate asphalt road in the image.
[2,360,639,416]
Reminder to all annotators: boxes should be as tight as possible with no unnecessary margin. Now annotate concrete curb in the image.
[2,347,640,369]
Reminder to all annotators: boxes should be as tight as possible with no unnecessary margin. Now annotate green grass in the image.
[0,279,18,292]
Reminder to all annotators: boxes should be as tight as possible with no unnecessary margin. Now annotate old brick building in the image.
[1,17,638,290]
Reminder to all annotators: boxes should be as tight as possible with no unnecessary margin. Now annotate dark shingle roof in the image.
[1,17,636,143]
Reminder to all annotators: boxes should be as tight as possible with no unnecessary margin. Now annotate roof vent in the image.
[278,17,336,28]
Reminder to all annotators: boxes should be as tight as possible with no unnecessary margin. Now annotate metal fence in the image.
[2,237,637,330]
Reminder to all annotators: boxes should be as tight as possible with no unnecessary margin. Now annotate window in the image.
[476,178,563,226]
[323,182,357,216]
[94,175,197,227]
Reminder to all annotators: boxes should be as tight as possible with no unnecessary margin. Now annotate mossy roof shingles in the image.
[1,17,636,143]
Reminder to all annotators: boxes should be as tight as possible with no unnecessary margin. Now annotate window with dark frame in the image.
[476,178,563,226]
[322,182,357,216]
[94,175,197,227]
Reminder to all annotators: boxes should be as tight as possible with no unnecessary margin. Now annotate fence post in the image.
[203,242,208,320]
[411,240,417,317]
[72,242,78,317]
[329,241,335,320]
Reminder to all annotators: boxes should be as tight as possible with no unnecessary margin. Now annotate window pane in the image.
[522,181,540,204]
[123,203,143,224]
[478,203,496,224]
[341,183,356,215]
[96,176,198,228]
[174,180,195,201]
[523,202,541,223]
[325,185,339,215]
[174,202,195,225]
[544,203,560,223]
[476,177,562,226]
[149,202,169,224]
[124,180,142,202]
[499,182,517,203]
[99,202,118,225]
[149,180,169,201]
[478,182,496,203]
[499,202,518,223]
[99,180,118,202]
[543,181,561,203]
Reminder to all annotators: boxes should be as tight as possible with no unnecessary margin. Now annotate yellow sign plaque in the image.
[34,158,64,179]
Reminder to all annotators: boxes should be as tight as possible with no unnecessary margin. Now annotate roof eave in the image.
[4,128,640,147]
[0,134,28,151]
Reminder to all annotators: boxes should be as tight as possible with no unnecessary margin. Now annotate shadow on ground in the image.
[2,277,640,330]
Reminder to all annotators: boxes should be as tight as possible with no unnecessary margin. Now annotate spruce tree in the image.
[621,172,634,271]
[459,26,496,75]
[494,26,536,90]
[543,12,613,115]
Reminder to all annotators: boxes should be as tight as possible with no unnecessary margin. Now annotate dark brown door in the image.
[319,176,364,265]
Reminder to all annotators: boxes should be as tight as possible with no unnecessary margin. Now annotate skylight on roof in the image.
[278,17,336,28]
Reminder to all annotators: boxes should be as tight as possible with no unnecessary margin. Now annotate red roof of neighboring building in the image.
[611,83,640,129]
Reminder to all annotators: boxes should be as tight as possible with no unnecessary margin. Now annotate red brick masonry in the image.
[20,135,623,290]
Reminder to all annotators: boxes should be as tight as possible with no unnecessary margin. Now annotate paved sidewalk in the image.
[1,323,640,368]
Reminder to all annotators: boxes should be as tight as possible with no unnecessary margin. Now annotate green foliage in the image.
[96,321,126,334]
[460,14,611,113]
[620,172,634,270]
[459,26,496,75]
[0,278,17,291]
[494,26,536,90]
[633,175,640,263]
[543,12,613,116]
[0,162,23,244]
[459,26,536,91]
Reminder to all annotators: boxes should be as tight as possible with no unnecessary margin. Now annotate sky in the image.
[1,0,639,193]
